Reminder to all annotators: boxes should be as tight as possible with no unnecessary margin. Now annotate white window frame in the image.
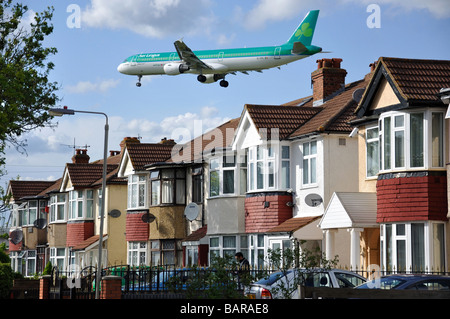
[68,189,95,221]
[128,241,148,267]
[128,174,147,209]
[379,110,446,173]
[50,247,67,271]
[380,222,446,273]
[209,154,237,197]
[366,125,379,178]
[302,141,317,187]
[50,193,67,223]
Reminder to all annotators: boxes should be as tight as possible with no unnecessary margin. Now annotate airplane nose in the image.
[117,63,124,73]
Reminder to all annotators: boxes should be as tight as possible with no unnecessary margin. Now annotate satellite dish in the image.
[10,229,23,244]
[305,194,323,207]
[352,88,365,103]
[33,218,47,229]
[184,203,199,221]
[108,209,121,218]
[141,212,156,223]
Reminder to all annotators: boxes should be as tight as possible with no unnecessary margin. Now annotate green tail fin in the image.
[286,10,319,46]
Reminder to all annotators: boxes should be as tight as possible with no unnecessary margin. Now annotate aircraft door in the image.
[218,52,224,62]
[274,47,281,59]
[170,53,177,61]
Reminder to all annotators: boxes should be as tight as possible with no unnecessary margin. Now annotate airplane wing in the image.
[174,39,212,70]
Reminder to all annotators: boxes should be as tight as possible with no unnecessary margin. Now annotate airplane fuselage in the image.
[117,44,322,77]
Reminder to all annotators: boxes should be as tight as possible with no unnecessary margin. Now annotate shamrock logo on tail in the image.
[295,22,313,38]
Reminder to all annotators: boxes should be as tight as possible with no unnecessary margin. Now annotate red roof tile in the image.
[182,225,207,242]
[245,104,322,140]
[267,216,320,233]
[127,143,175,170]
[66,163,118,188]
[8,180,56,201]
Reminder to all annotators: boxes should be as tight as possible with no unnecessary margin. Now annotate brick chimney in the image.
[120,137,140,152]
[72,149,90,164]
[311,58,347,106]
[159,137,176,145]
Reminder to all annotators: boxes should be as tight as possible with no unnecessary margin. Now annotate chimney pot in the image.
[311,58,347,106]
[72,149,90,164]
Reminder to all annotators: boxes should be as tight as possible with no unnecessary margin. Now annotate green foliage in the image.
[42,261,52,275]
[0,263,13,299]
[0,0,59,174]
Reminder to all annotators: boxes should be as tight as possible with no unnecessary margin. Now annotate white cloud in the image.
[347,0,450,18]
[81,0,215,38]
[65,79,120,94]
[2,106,230,181]
[244,0,319,30]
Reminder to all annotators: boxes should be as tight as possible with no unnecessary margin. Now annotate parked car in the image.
[356,274,450,290]
[246,268,366,299]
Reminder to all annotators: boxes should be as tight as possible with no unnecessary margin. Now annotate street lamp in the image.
[49,106,108,299]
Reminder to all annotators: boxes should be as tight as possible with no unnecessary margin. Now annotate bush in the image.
[0,263,13,299]
[42,261,52,275]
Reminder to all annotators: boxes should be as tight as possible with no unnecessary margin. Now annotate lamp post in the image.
[49,106,108,299]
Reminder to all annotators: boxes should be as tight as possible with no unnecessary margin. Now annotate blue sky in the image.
[2,0,450,189]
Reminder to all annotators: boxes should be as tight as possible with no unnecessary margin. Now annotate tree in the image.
[0,0,59,175]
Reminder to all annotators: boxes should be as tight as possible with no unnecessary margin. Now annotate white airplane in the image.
[117,10,322,87]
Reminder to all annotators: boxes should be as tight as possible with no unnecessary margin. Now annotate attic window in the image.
[338,138,346,146]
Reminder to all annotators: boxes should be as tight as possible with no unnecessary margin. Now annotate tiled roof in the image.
[267,216,320,233]
[289,79,366,138]
[245,104,322,140]
[355,57,450,116]
[168,118,240,163]
[127,143,175,170]
[72,234,107,251]
[8,180,56,201]
[66,163,118,188]
[182,225,207,242]
[380,57,450,103]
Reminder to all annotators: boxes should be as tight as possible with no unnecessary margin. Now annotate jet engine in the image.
[197,74,224,84]
[163,63,190,75]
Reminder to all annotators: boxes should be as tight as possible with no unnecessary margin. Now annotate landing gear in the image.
[136,75,142,87]
[219,80,229,88]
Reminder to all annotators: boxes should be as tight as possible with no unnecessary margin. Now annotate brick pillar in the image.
[39,275,51,300]
[100,276,122,299]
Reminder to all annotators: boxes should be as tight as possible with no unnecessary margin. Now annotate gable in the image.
[232,111,263,150]
[369,77,401,111]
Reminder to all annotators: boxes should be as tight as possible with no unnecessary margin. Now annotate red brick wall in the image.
[8,234,22,252]
[126,211,149,242]
[245,193,293,233]
[66,221,94,247]
[376,172,447,223]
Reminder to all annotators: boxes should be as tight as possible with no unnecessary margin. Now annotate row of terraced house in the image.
[5,56,450,277]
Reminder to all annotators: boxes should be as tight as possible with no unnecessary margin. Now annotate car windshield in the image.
[357,276,407,289]
[255,271,293,286]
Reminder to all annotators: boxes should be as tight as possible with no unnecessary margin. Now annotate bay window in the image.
[247,145,290,191]
[69,189,95,220]
[379,110,445,172]
[150,168,186,205]
[128,242,147,267]
[128,174,146,209]
[366,126,379,177]
[380,222,446,273]
[50,194,66,222]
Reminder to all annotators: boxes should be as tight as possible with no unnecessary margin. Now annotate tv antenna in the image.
[61,138,90,155]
